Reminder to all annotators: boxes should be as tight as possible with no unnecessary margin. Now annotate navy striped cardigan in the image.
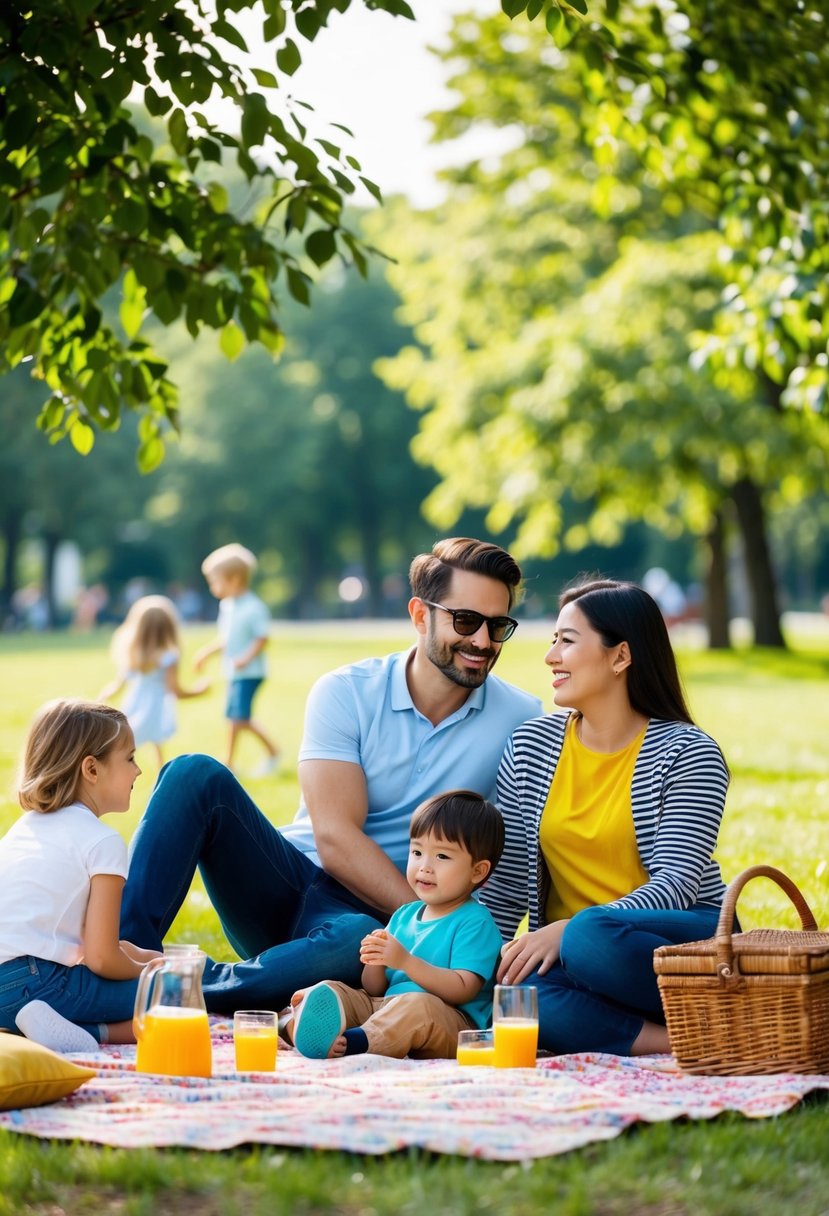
[479,712,729,941]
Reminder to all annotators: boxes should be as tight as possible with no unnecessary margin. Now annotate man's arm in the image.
[299,758,414,917]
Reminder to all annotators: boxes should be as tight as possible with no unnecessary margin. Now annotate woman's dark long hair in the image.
[559,578,695,725]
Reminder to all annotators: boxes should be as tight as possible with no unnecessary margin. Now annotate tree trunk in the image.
[357,503,382,617]
[43,530,62,629]
[1,509,23,625]
[704,508,731,649]
[730,477,786,648]
[290,531,326,618]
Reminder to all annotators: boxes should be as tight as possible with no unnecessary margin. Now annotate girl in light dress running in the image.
[101,595,208,769]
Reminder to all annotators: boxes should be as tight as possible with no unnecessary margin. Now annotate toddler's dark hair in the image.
[409,789,505,872]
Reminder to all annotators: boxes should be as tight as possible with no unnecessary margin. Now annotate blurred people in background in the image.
[73,584,109,632]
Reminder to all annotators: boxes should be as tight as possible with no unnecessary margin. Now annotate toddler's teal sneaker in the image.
[292,983,345,1059]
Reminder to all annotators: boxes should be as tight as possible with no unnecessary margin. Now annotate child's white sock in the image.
[15,1000,98,1053]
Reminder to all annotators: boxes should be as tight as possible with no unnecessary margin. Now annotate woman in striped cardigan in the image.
[482,578,730,1056]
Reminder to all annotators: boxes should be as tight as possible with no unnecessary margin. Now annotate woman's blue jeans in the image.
[120,755,384,1014]
[523,902,724,1055]
[0,956,137,1042]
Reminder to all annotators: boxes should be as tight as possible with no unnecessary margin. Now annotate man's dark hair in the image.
[409,537,522,611]
[409,789,505,872]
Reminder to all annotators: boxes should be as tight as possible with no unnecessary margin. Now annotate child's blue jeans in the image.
[0,955,137,1042]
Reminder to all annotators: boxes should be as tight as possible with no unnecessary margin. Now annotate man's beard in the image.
[425,633,499,689]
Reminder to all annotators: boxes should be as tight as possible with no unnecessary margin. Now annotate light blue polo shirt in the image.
[280,649,542,872]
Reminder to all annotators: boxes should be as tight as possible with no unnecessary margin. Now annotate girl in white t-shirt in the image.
[0,700,161,1052]
[101,595,208,769]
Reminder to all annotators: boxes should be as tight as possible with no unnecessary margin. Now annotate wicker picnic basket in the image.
[653,864,829,1075]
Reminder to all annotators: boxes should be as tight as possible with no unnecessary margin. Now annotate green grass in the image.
[0,624,827,1214]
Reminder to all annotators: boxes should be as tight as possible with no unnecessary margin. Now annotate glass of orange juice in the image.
[492,985,538,1068]
[234,1010,278,1072]
[457,1028,495,1066]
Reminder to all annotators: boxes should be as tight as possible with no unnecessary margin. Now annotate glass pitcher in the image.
[134,947,212,1077]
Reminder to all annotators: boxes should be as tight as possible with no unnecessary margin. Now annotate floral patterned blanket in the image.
[1,1022,827,1160]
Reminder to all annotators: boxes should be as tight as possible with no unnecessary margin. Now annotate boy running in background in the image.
[194,543,280,776]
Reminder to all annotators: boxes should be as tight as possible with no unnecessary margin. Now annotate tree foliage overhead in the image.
[0,0,413,469]
[372,5,829,643]
[503,0,829,418]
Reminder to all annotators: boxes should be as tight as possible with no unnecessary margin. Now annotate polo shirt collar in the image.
[391,648,487,716]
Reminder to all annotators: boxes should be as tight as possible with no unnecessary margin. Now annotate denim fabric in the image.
[0,955,137,1042]
[524,902,724,1055]
[120,755,384,1013]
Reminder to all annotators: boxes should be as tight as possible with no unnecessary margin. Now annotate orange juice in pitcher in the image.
[134,948,212,1077]
[136,1007,212,1077]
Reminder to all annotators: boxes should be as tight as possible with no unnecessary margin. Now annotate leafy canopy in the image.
[0,0,413,469]
[372,6,828,564]
[503,0,829,417]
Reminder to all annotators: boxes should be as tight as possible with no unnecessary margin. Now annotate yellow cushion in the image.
[0,1032,96,1110]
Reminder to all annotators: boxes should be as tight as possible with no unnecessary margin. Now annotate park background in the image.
[2,1,829,643]
[1,1,829,1212]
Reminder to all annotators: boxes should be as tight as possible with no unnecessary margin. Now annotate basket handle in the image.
[714,864,819,979]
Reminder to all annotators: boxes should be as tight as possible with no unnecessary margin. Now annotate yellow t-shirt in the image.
[540,717,649,922]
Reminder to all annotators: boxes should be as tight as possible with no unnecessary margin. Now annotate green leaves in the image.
[276,38,302,76]
[8,279,48,327]
[219,321,246,361]
[241,93,270,149]
[305,229,337,267]
[70,418,95,456]
[369,1,829,615]
[2,0,409,463]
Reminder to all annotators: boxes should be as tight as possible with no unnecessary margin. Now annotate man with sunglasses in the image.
[120,538,541,1014]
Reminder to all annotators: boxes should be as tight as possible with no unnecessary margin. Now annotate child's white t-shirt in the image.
[0,802,128,967]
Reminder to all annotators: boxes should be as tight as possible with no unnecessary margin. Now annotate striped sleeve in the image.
[478,716,566,940]
[611,724,729,912]
[477,733,531,941]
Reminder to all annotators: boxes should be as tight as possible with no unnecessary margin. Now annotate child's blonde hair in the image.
[18,699,129,814]
[201,543,257,586]
[111,595,180,674]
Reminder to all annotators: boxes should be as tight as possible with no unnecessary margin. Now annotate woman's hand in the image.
[497,920,569,985]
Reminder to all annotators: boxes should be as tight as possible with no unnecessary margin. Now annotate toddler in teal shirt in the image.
[287,789,504,1059]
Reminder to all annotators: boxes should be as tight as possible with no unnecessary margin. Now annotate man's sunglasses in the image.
[423,601,519,643]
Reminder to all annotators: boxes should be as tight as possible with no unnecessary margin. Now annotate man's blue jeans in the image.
[523,902,725,1055]
[120,755,384,1014]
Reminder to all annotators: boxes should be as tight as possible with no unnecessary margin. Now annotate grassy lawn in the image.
[0,622,827,1214]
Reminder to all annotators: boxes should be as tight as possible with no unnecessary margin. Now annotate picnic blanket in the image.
[1,1022,827,1159]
